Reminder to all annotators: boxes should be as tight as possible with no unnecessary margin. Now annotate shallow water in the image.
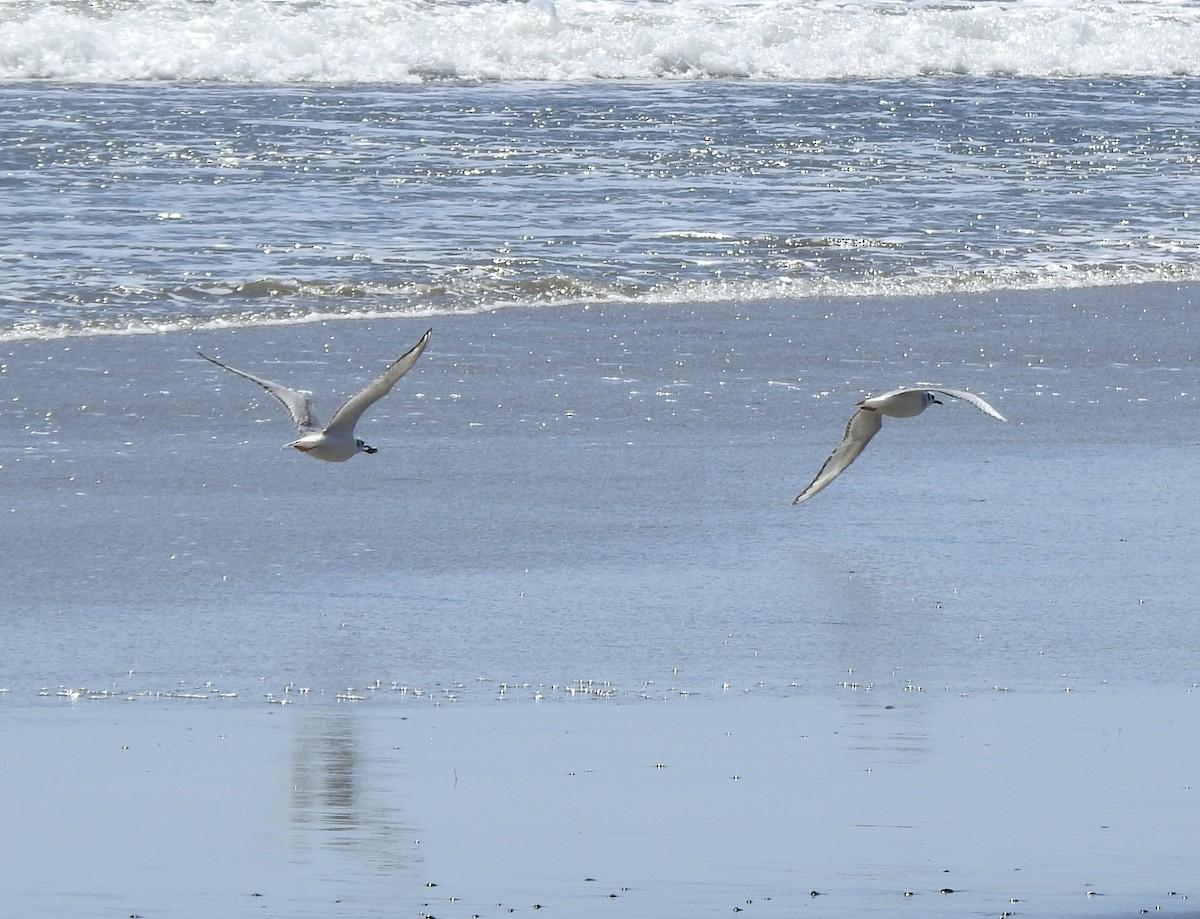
[3,284,1197,700]
[5,78,1200,338]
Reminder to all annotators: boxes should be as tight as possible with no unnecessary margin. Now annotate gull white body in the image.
[792,386,1006,504]
[199,329,431,462]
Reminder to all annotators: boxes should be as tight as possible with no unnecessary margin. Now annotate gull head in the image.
[357,439,377,454]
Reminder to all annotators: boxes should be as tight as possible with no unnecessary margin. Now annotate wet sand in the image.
[2,691,1197,918]
[2,284,1199,915]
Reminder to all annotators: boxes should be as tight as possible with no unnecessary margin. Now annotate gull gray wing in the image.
[198,351,319,432]
[325,329,432,437]
[927,387,1007,422]
[866,386,921,401]
[792,408,883,505]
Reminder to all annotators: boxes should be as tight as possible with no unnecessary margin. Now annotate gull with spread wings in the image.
[792,386,1006,504]
[199,329,431,462]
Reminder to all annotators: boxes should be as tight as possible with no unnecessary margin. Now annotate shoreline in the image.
[3,276,1200,345]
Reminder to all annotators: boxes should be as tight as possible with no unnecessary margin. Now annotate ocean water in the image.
[4,0,1200,83]
[3,3,1200,917]
[4,1,1200,341]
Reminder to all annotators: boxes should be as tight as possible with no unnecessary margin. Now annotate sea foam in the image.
[3,0,1200,83]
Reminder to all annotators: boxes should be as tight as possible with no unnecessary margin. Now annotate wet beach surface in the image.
[2,285,1198,915]
[2,691,1197,919]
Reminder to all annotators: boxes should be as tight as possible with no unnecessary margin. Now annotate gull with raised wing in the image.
[199,329,431,462]
[792,386,1006,504]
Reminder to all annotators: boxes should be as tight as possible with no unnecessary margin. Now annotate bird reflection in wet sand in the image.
[289,712,420,873]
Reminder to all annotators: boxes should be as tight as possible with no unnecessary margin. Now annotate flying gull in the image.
[199,329,431,462]
[792,386,1006,504]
